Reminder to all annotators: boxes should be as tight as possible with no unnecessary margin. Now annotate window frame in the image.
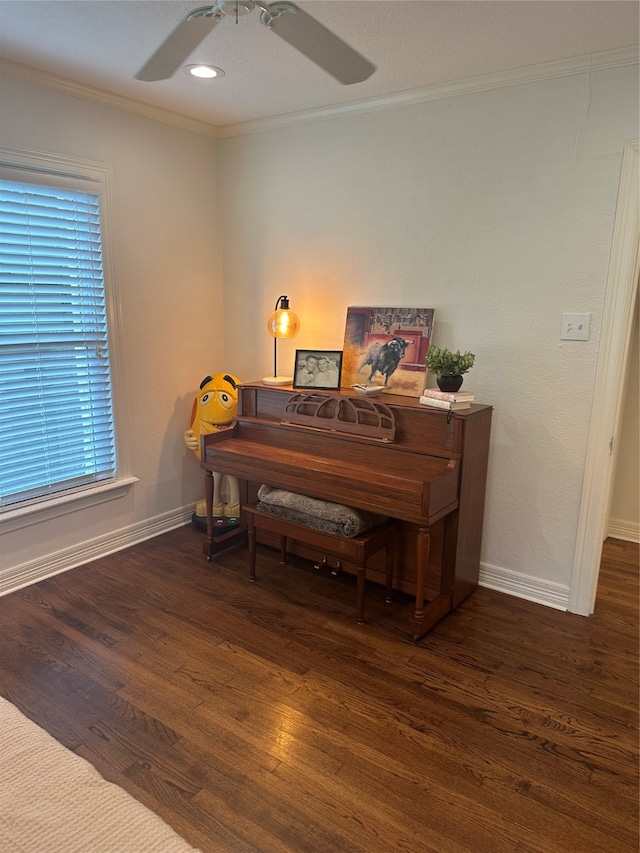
[0,146,136,534]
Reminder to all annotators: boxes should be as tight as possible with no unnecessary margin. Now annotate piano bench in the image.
[243,504,397,625]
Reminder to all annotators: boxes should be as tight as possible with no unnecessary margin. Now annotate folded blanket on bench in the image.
[257,484,388,538]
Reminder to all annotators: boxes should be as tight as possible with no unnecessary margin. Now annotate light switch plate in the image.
[561,313,590,341]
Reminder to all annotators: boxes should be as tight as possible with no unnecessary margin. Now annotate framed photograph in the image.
[293,350,343,390]
[341,306,435,397]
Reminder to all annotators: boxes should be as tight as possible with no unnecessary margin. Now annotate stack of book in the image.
[419,388,476,410]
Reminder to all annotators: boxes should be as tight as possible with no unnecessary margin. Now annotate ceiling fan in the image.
[135,0,376,85]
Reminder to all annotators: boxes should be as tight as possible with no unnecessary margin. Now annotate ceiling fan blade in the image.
[135,7,223,82]
[262,2,375,85]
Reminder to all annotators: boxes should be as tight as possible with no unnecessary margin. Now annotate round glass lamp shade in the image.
[267,307,300,339]
[263,300,300,385]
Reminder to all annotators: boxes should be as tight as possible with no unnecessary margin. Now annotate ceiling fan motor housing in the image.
[219,0,255,15]
[187,1,255,21]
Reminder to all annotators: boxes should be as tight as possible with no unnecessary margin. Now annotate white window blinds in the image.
[0,177,117,508]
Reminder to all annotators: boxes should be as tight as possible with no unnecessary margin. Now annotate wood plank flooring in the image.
[0,530,637,853]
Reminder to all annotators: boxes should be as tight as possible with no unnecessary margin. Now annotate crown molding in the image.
[0,58,219,138]
[219,44,639,138]
[1,45,637,141]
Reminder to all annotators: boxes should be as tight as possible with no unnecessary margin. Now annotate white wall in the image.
[1,61,637,606]
[218,64,639,604]
[0,75,224,588]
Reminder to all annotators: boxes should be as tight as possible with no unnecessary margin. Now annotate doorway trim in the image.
[569,139,640,615]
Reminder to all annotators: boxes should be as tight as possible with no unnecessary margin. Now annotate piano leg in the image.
[248,520,257,582]
[356,565,366,625]
[385,541,394,605]
[412,525,430,638]
[204,469,214,559]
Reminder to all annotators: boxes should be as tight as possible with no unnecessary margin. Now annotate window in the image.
[0,149,132,522]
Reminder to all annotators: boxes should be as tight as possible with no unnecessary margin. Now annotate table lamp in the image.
[263,295,300,385]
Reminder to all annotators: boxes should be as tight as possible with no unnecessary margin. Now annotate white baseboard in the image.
[479,561,570,611]
[607,518,640,543]
[0,506,194,597]
[4,514,577,614]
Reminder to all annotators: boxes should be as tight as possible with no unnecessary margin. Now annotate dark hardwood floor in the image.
[0,529,637,853]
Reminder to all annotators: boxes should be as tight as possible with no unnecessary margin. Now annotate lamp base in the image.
[263,375,293,386]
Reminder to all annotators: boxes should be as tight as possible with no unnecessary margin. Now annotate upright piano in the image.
[201,382,492,640]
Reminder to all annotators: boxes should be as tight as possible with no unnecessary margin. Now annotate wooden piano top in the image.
[201,383,492,525]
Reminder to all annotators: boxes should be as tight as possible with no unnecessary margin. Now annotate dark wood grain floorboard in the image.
[0,530,637,853]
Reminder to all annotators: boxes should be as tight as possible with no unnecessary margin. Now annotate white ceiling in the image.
[0,1,638,130]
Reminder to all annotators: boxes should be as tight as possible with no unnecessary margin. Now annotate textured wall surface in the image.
[1,75,221,575]
[218,64,639,592]
[1,61,637,601]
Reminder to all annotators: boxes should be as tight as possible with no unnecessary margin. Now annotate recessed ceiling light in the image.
[183,64,225,79]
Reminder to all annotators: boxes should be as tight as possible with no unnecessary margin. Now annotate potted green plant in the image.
[425,346,475,392]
